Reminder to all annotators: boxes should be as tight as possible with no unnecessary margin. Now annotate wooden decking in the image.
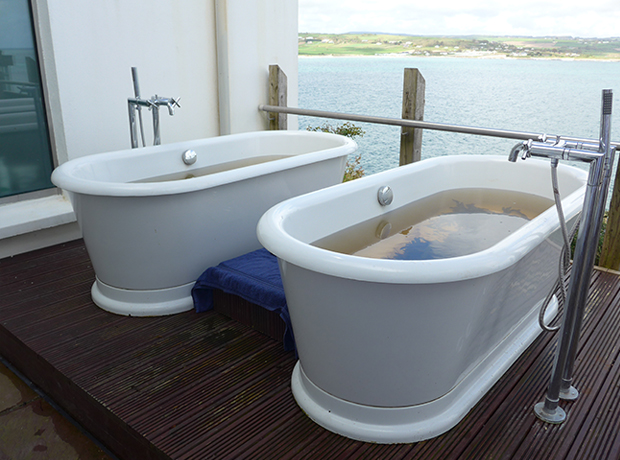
[1,239,620,459]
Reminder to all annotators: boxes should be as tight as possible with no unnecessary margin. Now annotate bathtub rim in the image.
[257,155,588,285]
[51,130,357,197]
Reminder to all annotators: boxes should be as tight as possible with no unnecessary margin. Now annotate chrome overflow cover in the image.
[375,220,392,239]
[182,149,197,165]
[377,186,393,206]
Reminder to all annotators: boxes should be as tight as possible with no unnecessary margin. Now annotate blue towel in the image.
[192,248,295,352]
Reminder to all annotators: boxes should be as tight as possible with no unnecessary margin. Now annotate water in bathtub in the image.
[134,154,291,182]
[314,188,554,260]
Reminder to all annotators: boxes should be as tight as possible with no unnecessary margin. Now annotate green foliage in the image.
[597,216,607,265]
[342,153,364,182]
[298,33,620,60]
[306,121,365,139]
[306,122,365,182]
[570,212,607,266]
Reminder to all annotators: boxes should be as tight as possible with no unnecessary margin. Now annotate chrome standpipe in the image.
[130,67,146,148]
[127,68,180,148]
[510,89,615,424]
[557,90,615,404]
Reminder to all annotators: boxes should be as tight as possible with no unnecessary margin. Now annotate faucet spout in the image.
[150,96,181,116]
[508,138,602,164]
[509,140,531,162]
[509,142,523,162]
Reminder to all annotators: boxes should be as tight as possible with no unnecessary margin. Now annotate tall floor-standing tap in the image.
[509,89,615,424]
[130,67,146,148]
[127,68,180,148]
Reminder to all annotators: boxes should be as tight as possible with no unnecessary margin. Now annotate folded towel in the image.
[192,248,295,352]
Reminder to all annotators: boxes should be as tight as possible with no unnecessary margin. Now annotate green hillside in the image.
[299,34,620,59]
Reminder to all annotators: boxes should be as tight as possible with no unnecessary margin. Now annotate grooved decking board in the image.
[1,240,620,459]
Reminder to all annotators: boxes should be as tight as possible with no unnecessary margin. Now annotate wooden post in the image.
[268,64,287,130]
[599,156,620,269]
[399,68,425,165]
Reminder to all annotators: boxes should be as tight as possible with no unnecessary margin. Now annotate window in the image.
[0,0,54,199]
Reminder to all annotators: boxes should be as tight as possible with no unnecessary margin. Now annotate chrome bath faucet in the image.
[128,67,180,148]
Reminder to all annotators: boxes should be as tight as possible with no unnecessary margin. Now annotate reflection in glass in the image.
[0,0,54,199]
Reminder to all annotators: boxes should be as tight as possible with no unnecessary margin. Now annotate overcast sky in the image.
[299,0,620,38]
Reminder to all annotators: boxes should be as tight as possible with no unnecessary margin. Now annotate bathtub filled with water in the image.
[51,130,356,316]
[257,154,587,443]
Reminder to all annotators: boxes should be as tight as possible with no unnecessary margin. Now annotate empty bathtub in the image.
[51,130,356,316]
[257,155,587,443]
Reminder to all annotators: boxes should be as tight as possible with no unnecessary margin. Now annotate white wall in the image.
[0,0,299,257]
[216,0,298,134]
[37,0,298,161]
[42,0,220,161]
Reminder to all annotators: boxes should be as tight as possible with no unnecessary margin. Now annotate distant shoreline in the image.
[298,33,620,62]
[298,54,620,62]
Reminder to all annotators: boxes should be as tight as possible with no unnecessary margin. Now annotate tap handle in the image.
[131,67,141,98]
[166,97,181,116]
[602,89,613,116]
[522,139,533,160]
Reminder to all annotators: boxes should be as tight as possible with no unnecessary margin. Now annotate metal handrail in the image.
[258,104,620,149]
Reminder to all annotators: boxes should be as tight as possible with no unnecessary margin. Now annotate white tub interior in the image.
[53,130,354,196]
[282,155,584,243]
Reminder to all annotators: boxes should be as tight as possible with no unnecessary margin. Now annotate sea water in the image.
[298,57,620,183]
[314,188,554,260]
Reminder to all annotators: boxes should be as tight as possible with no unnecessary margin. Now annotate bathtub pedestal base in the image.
[291,298,558,444]
[91,278,194,317]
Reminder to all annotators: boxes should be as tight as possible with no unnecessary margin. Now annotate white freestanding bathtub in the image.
[257,155,587,443]
[51,130,356,316]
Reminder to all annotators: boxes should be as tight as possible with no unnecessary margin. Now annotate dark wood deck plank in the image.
[2,240,620,459]
[564,351,620,460]
[150,345,293,452]
[0,238,87,273]
[70,314,237,390]
[510,271,620,460]
[0,263,94,314]
[0,314,171,460]
[456,270,614,460]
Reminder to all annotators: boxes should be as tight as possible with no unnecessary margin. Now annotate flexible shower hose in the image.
[538,159,581,332]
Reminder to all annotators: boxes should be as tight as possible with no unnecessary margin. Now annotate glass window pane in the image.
[0,0,54,198]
